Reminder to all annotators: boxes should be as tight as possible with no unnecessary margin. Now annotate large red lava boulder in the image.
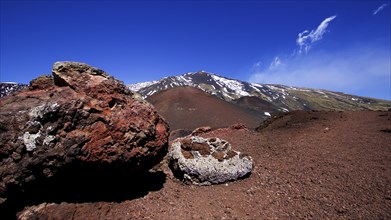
[0,62,169,205]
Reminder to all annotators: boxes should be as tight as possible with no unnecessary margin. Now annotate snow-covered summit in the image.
[128,71,255,101]
[127,71,387,112]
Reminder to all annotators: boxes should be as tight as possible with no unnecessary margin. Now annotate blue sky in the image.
[1,0,390,100]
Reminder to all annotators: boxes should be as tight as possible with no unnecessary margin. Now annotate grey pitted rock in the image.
[169,136,253,185]
[0,61,169,206]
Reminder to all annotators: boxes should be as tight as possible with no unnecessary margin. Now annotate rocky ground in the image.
[15,110,391,219]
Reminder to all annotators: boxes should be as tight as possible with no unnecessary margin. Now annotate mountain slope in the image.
[129,71,390,112]
[146,86,266,131]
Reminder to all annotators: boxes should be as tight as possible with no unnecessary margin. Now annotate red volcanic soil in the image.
[146,86,265,131]
[16,111,391,219]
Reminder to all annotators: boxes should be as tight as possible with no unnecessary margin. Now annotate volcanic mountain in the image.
[129,71,390,131]
[129,71,390,113]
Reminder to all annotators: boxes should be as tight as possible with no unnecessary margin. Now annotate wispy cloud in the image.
[296,15,337,54]
[248,14,390,99]
[254,61,262,68]
[269,56,283,70]
[373,3,389,15]
[249,46,390,99]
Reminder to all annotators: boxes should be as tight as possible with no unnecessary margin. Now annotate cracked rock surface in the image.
[0,62,169,206]
[169,136,253,185]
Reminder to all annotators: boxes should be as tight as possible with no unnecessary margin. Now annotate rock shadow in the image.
[0,165,166,219]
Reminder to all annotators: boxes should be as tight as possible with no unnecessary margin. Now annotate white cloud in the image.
[296,15,337,54]
[248,14,390,99]
[269,56,283,70]
[249,46,391,100]
[373,3,389,15]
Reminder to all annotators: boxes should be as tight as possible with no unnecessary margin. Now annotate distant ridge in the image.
[129,71,391,113]
[0,82,28,98]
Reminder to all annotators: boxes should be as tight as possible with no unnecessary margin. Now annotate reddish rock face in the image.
[0,62,169,205]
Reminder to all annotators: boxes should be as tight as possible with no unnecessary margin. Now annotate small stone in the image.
[212,151,225,161]
[181,149,194,159]
[230,123,247,130]
[209,137,216,142]
[191,142,211,156]
[225,150,237,159]
[180,138,193,150]
[11,152,21,161]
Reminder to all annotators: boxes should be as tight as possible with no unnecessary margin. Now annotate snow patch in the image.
[128,80,159,91]
[264,112,271,117]
[211,75,250,97]
[249,84,261,92]
[280,107,289,112]
[146,90,156,96]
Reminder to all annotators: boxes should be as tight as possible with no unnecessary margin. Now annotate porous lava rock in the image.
[0,62,169,205]
[169,136,252,185]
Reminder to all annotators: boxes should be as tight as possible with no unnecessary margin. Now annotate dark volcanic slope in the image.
[232,96,282,115]
[146,86,266,130]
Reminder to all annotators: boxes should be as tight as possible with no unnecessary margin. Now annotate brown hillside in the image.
[16,110,391,219]
[146,86,265,131]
